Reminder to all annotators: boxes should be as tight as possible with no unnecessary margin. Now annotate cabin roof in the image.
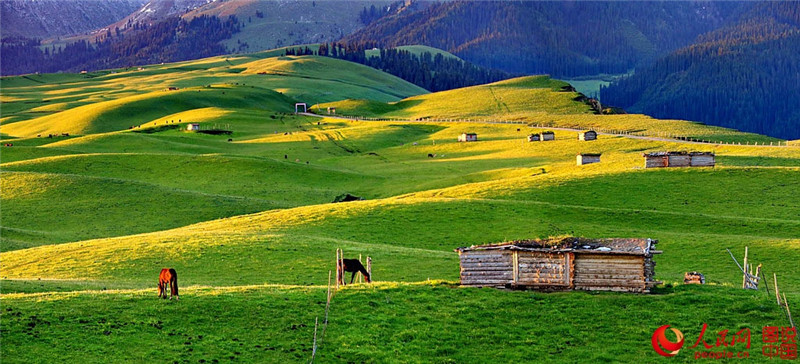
[578,153,602,157]
[540,131,555,134]
[643,151,715,157]
[455,237,657,256]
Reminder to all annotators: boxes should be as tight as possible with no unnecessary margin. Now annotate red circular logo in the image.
[652,325,685,357]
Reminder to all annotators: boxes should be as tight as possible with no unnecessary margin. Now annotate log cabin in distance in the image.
[643,151,715,168]
[577,153,601,165]
[578,130,597,141]
[455,237,661,293]
[458,133,478,142]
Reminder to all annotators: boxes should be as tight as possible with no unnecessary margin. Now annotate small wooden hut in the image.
[643,152,715,168]
[689,152,715,167]
[578,130,597,141]
[527,134,540,142]
[455,237,661,293]
[577,153,601,165]
[540,131,555,141]
[327,107,336,115]
[187,123,200,131]
[458,133,478,142]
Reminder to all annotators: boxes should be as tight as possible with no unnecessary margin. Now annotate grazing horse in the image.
[158,268,179,300]
[338,259,371,285]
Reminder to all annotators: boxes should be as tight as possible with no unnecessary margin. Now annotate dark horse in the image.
[158,268,179,300]
[338,259,371,285]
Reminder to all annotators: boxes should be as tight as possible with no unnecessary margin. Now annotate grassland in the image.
[318,76,783,144]
[2,50,799,363]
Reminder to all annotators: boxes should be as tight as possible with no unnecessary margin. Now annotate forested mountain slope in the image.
[601,2,800,140]
[343,1,750,77]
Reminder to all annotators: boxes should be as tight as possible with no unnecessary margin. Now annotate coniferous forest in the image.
[287,42,513,92]
[343,1,750,78]
[1,15,240,76]
[601,2,800,139]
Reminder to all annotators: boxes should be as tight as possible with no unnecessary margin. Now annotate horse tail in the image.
[169,268,178,297]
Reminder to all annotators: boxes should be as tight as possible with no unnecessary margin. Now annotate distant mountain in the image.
[40,0,394,55]
[343,1,751,78]
[1,14,241,75]
[184,0,395,54]
[601,2,800,140]
[0,0,147,39]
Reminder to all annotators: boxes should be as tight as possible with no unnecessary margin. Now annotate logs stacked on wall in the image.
[573,254,646,293]
[643,239,659,290]
[517,251,570,286]
[689,153,715,167]
[643,152,715,168]
[459,250,513,286]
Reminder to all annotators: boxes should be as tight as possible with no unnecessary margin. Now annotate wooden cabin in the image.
[578,130,597,141]
[577,153,601,165]
[527,134,540,142]
[643,152,715,168]
[458,133,478,142]
[689,152,715,167]
[187,123,200,131]
[455,237,661,293]
[327,107,336,115]
[540,131,555,141]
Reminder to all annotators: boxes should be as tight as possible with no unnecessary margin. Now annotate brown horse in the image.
[158,268,179,300]
[338,259,371,285]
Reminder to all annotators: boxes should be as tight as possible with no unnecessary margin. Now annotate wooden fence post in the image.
[784,293,795,328]
[742,247,748,288]
[775,273,781,305]
[367,256,372,283]
[335,249,341,289]
[358,253,363,283]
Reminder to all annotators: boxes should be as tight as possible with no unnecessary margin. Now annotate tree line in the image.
[1,15,241,76]
[286,42,514,92]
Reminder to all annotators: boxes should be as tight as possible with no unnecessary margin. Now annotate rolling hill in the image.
[2,49,799,363]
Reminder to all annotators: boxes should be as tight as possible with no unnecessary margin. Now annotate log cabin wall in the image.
[645,156,668,168]
[458,250,514,287]
[573,254,647,293]
[690,154,715,167]
[516,251,570,287]
[667,154,691,167]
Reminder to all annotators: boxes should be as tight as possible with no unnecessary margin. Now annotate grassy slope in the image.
[0,283,783,363]
[365,45,463,61]
[319,76,783,144]
[2,52,800,363]
[0,54,426,137]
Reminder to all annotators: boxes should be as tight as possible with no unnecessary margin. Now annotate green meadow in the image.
[1,51,798,363]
